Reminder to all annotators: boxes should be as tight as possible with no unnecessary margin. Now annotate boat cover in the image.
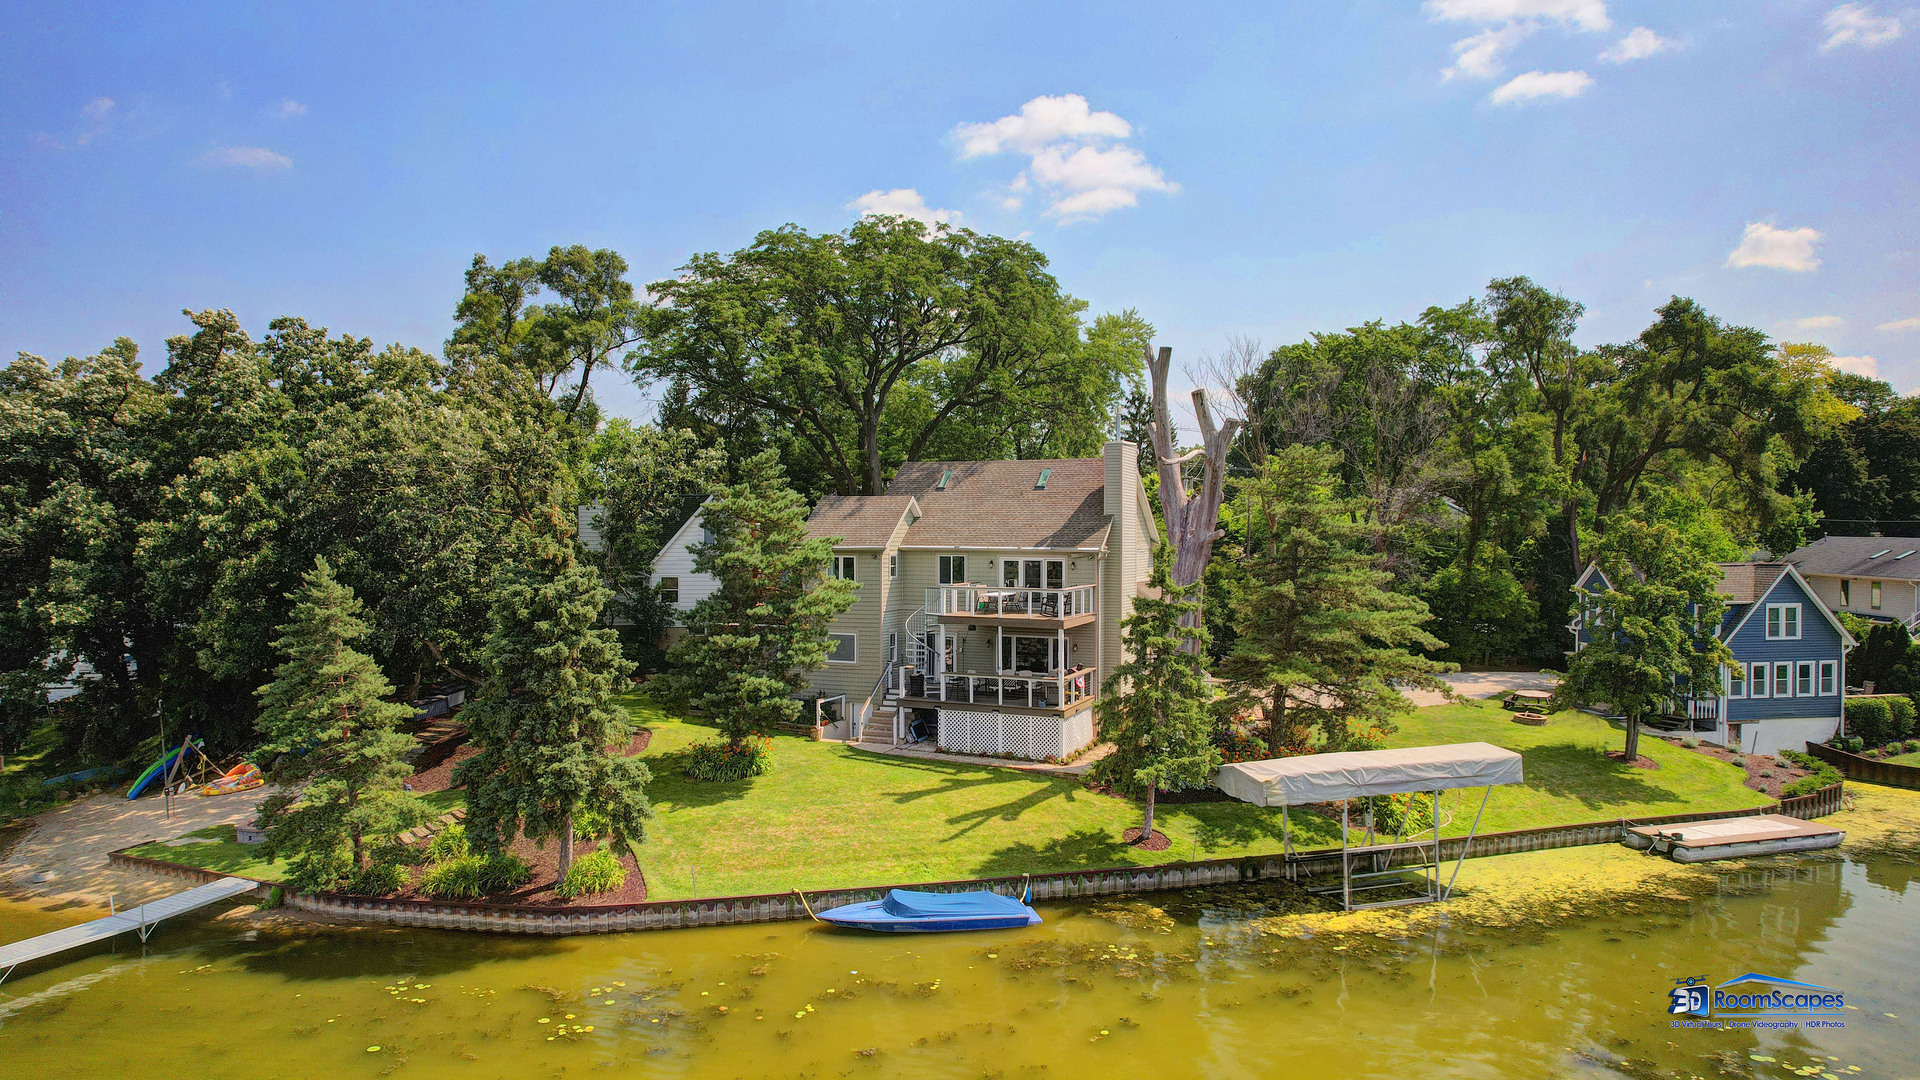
[879,889,1031,918]
[1213,742,1524,806]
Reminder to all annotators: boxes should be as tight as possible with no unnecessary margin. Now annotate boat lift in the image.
[1214,742,1525,911]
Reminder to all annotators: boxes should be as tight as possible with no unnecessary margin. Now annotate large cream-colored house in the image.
[641,440,1159,761]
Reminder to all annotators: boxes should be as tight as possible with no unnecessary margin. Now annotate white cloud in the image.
[1724,222,1823,271]
[1445,22,1537,79]
[1878,316,1920,332]
[952,94,1130,158]
[951,94,1176,222]
[275,99,307,119]
[848,188,960,228]
[1830,355,1880,378]
[1822,4,1902,49]
[80,97,116,123]
[1794,315,1844,329]
[1489,70,1595,104]
[199,146,293,170]
[1600,26,1676,62]
[1426,0,1611,32]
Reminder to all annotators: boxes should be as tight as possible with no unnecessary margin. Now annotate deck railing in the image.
[897,665,1094,711]
[926,584,1097,620]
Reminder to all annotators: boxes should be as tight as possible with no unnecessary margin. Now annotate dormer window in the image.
[1035,467,1051,490]
[935,469,953,491]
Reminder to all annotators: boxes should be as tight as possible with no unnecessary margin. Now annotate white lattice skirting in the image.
[938,709,1095,761]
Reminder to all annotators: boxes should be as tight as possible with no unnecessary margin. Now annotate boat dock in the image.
[1623,814,1844,863]
[0,876,259,985]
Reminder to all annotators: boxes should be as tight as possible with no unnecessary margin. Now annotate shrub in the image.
[1846,697,1896,748]
[426,824,470,862]
[1680,737,1698,749]
[1730,755,1746,768]
[1889,696,1917,742]
[684,738,773,782]
[419,854,531,899]
[555,849,627,898]
[1905,739,1920,754]
[1777,748,1842,798]
[346,860,407,896]
[573,808,611,842]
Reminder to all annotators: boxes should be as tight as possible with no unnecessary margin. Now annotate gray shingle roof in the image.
[885,458,1112,550]
[804,495,919,548]
[1785,535,1920,581]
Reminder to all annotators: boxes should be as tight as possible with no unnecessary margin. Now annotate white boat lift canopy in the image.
[1214,742,1524,912]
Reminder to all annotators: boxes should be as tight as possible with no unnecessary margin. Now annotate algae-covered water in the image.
[1,845,1914,1080]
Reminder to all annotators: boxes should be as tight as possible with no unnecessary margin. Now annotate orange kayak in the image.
[200,762,263,797]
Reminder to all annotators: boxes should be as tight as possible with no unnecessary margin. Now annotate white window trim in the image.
[825,632,858,664]
[889,553,898,579]
[938,554,967,585]
[1773,662,1793,698]
[1795,661,1814,697]
[1725,665,1746,699]
[1749,662,1769,698]
[832,555,857,581]
[1765,603,1802,640]
[1818,659,1836,696]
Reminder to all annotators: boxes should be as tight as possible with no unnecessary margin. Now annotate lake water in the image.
[0,848,1913,1080]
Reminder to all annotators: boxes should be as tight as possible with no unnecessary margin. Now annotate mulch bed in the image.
[1604,750,1659,769]
[1123,827,1171,851]
[1664,738,1815,799]
[376,726,657,905]
[391,833,648,908]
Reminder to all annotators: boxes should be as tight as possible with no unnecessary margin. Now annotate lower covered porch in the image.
[891,621,1099,761]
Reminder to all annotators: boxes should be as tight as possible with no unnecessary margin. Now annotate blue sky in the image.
[4,0,1916,426]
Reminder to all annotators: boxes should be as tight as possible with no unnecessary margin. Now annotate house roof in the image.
[1714,562,1790,604]
[884,458,1113,550]
[1785,535,1920,582]
[804,495,920,548]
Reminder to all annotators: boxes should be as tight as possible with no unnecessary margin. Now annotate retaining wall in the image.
[109,784,1843,936]
[1806,741,1920,791]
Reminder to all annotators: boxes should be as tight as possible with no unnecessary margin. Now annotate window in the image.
[1749,663,1768,698]
[1000,634,1059,673]
[1003,559,1019,587]
[886,632,898,665]
[1819,660,1836,696]
[935,468,953,491]
[832,555,857,581]
[657,576,680,606]
[1727,664,1745,698]
[1796,662,1814,697]
[1774,662,1793,698]
[1003,558,1065,590]
[825,633,857,664]
[1871,581,1882,610]
[1765,604,1801,640]
[889,553,897,579]
[1840,579,1851,606]
[1034,467,1051,490]
[938,554,966,584]
[701,526,714,546]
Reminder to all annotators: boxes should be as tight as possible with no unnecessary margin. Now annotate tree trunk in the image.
[1623,714,1641,761]
[349,785,366,869]
[1145,344,1241,651]
[1265,695,1289,757]
[559,813,575,879]
[1141,786,1157,843]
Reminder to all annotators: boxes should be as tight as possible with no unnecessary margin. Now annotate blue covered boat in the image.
[815,888,1042,933]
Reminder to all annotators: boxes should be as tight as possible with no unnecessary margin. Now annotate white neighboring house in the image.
[578,497,717,640]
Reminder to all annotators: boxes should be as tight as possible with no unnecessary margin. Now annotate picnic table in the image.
[1504,688,1554,709]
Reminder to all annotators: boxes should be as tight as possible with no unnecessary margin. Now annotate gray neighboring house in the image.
[1782,535,1920,634]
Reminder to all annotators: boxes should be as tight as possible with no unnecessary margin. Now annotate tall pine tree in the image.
[665,449,858,750]
[452,511,649,877]
[1220,444,1453,756]
[255,557,425,887]
[1092,546,1220,844]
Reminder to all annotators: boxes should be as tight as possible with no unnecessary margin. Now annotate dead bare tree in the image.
[1145,343,1242,651]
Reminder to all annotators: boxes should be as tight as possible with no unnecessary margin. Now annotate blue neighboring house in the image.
[1571,560,1856,757]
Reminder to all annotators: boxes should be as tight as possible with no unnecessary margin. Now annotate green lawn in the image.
[123,789,465,884]
[627,696,1762,900]
[1883,749,1920,767]
[126,698,1764,900]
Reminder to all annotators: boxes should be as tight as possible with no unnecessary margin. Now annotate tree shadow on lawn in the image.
[877,757,1075,806]
[970,828,1138,878]
[1158,802,1321,853]
[644,747,761,811]
[1519,742,1689,810]
[935,783,1084,843]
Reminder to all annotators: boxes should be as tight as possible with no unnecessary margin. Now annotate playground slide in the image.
[126,739,199,800]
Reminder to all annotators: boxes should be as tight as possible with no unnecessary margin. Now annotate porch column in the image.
[1057,626,1066,703]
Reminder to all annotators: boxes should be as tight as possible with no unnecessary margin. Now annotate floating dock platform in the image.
[1623,814,1844,863]
[0,876,259,985]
